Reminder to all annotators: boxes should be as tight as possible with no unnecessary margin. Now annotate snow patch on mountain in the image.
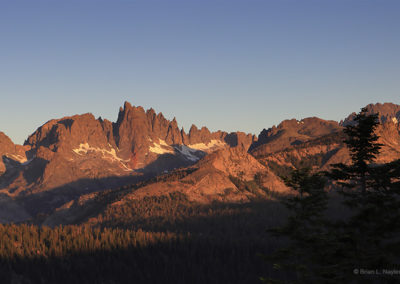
[188,139,226,151]
[159,139,169,147]
[175,145,200,161]
[72,143,132,171]
[7,154,28,164]
[149,139,174,154]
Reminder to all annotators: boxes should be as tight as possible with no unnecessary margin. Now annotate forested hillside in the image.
[0,198,288,284]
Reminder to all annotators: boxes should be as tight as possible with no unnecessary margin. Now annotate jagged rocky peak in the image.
[224,132,257,150]
[0,132,16,173]
[165,118,183,145]
[188,124,212,144]
[114,101,228,149]
[364,103,400,123]
[341,103,400,126]
[25,113,111,152]
[0,101,258,198]
[0,132,15,154]
[0,131,32,174]
[112,102,184,168]
[21,101,233,169]
[115,102,180,142]
[99,118,118,149]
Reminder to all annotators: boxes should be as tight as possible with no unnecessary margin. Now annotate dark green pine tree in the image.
[327,107,400,280]
[328,107,383,195]
[261,167,331,283]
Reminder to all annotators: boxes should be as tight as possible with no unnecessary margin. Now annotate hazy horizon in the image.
[1,0,399,144]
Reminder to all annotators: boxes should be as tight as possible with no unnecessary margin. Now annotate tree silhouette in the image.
[264,108,400,282]
[327,108,400,278]
[328,107,383,194]
[262,168,330,283]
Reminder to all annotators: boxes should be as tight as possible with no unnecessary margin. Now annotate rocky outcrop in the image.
[341,103,400,126]
[250,117,342,157]
[0,132,15,154]
[0,132,31,174]
[224,132,257,150]
[0,132,15,174]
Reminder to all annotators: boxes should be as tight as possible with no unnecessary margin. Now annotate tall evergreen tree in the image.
[327,108,400,280]
[328,107,383,194]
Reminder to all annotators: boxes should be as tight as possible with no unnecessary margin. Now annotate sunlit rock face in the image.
[250,103,400,182]
[0,101,255,197]
[341,103,400,163]
[250,117,342,156]
[2,101,400,224]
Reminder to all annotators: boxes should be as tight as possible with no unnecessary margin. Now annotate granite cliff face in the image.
[341,103,400,126]
[0,102,256,198]
[0,132,31,182]
[0,132,17,174]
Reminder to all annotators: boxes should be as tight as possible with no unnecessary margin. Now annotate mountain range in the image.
[1,102,400,224]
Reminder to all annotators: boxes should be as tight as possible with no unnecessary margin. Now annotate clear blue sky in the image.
[1,0,399,144]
